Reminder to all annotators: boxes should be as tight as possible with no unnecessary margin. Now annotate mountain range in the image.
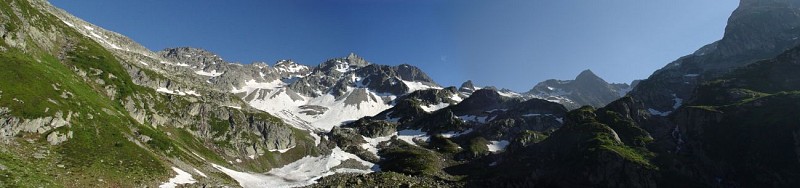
[2,0,800,187]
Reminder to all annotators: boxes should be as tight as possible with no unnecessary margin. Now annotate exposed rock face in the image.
[526,70,631,109]
[459,80,476,94]
[655,45,800,187]
[630,0,800,112]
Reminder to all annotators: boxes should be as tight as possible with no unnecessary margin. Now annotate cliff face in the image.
[631,0,800,112]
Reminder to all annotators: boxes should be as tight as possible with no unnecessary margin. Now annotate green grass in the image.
[0,148,60,187]
[379,140,443,176]
[209,118,231,138]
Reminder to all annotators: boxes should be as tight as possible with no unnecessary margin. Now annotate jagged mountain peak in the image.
[158,47,226,67]
[574,69,605,83]
[347,52,370,67]
[630,0,800,111]
[525,70,628,109]
[459,80,476,93]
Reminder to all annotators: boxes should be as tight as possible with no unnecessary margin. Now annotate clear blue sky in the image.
[49,0,738,91]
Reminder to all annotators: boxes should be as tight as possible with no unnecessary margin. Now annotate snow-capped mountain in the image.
[154,47,442,131]
[525,69,632,109]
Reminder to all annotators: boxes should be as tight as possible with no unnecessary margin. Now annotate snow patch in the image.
[361,135,393,155]
[498,90,522,98]
[212,147,374,188]
[193,169,208,178]
[87,31,122,50]
[62,20,74,27]
[396,129,430,146]
[440,129,473,138]
[231,79,286,94]
[268,145,295,153]
[648,108,672,116]
[224,105,242,110]
[450,94,464,102]
[487,140,510,152]
[672,94,683,109]
[156,87,201,96]
[401,80,441,93]
[420,103,450,112]
[159,167,196,188]
[195,70,224,77]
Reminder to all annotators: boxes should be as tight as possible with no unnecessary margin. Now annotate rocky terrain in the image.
[525,69,633,109]
[2,0,800,187]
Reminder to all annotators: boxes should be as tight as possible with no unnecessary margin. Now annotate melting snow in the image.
[672,94,683,109]
[333,61,351,73]
[62,20,74,27]
[497,91,522,98]
[361,135,393,155]
[195,70,224,77]
[396,129,430,146]
[450,94,464,102]
[648,108,672,116]
[440,129,473,138]
[87,31,122,50]
[231,79,286,94]
[420,103,450,112]
[248,86,394,131]
[268,145,295,153]
[487,140,510,152]
[193,169,208,178]
[156,88,201,96]
[212,147,374,188]
[401,80,441,93]
[224,105,243,110]
[159,167,196,188]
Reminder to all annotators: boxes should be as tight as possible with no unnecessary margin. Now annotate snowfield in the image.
[487,140,510,152]
[159,167,197,188]
[212,147,375,188]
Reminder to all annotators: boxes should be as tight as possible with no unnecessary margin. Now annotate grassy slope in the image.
[0,0,320,186]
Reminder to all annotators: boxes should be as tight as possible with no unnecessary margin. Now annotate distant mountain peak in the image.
[346,52,369,67]
[574,69,605,83]
[459,80,476,93]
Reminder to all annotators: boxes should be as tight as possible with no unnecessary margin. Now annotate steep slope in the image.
[470,4,800,187]
[526,69,631,109]
[0,0,372,187]
[630,0,800,112]
[662,45,800,187]
[471,106,656,187]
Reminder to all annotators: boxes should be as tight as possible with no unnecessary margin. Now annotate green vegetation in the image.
[209,118,231,138]
[428,135,461,154]
[465,136,490,158]
[379,140,444,177]
[514,130,548,146]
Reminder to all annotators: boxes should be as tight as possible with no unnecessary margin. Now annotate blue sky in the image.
[50,0,738,91]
